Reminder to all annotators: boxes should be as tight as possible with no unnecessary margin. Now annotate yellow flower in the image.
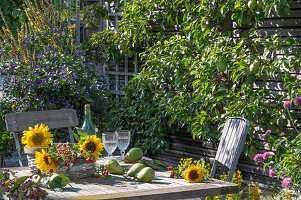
[21,124,53,148]
[185,165,204,183]
[34,149,57,173]
[11,105,16,110]
[80,135,103,159]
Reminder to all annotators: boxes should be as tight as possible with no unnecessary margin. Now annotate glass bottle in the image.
[81,104,96,135]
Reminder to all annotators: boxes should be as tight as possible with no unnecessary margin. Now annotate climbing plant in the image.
[85,0,300,155]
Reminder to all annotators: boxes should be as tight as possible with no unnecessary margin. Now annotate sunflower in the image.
[79,135,103,159]
[185,165,204,183]
[22,124,53,148]
[34,149,57,173]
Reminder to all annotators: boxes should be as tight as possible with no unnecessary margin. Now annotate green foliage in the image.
[0,0,24,36]
[0,104,14,166]
[87,0,300,155]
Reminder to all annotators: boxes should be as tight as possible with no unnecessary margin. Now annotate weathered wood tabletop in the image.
[3,167,239,200]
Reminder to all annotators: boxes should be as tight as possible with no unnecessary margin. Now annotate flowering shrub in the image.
[254,96,301,194]
[0,28,108,141]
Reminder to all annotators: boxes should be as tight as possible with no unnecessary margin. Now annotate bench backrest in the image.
[5,109,79,167]
[5,109,78,132]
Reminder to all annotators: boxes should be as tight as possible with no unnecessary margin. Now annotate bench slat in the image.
[5,109,78,132]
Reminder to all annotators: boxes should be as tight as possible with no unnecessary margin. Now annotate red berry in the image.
[63,144,67,148]
[80,150,83,153]
[105,171,109,175]
[168,166,173,171]
[94,174,100,178]
[170,171,175,178]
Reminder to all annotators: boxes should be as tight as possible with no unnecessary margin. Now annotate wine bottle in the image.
[81,104,96,135]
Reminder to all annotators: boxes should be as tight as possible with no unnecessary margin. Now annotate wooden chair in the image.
[5,109,78,167]
[203,117,250,200]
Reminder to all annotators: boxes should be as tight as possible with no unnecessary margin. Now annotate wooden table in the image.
[2,167,239,200]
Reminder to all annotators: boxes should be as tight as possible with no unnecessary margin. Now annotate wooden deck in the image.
[2,167,239,200]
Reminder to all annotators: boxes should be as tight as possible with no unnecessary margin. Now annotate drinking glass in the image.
[116,130,131,160]
[102,132,117,159]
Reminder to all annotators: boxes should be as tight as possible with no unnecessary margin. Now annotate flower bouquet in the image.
[21,124,54,169]
[168,158,210,183]
[21,123,104,180]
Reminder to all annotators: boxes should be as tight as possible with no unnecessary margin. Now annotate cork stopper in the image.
[85,104,90,108]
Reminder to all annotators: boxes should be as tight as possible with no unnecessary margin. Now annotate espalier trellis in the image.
[77,0,139,98]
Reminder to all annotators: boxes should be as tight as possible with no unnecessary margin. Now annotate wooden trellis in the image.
[76,0,139,97]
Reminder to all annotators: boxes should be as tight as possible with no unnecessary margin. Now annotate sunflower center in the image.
[188,170,199,180]
[32,132,44,145]
[85,142,96,153]
[43,155,52,165]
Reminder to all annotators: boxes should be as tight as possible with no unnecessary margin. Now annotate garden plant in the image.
[87,0,300,157]
[0,0,300,198]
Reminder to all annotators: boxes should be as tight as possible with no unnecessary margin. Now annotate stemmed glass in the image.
[116,130,131,160]
[102,132,117,159]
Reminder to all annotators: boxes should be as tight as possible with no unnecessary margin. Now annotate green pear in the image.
[127,163,145,177]
[135,167,155,182]
[216,58,227,73]
[105,159,124,175]
[127,49,134,58]
[124,148,143,163]
[250,61,260,74]
[248,0,256,10]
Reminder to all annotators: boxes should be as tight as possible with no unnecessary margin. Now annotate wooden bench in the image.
[5,109,78,167]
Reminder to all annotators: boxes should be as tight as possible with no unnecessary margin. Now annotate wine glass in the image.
[102,132,117,159]
[116,130,131,160]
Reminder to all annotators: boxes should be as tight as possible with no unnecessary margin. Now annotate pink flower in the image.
[268,165,272,169]
[294,97,301,106]
[253,154,263,162]
[283,101,292,108]
[269,170,275,177]
[282,177,291,188]
[280,132,285,136]
[263,152,272,160]
[265,130,271,134]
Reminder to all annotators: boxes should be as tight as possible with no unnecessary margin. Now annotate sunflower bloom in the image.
[185,165,204,183]
[22,124,53,148]
[34,149,57,173]
[80,135,103,159]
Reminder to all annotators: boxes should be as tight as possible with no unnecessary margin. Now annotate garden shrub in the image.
[254,97,301,194]
[87,0,301,154]
[0,29,109,143]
